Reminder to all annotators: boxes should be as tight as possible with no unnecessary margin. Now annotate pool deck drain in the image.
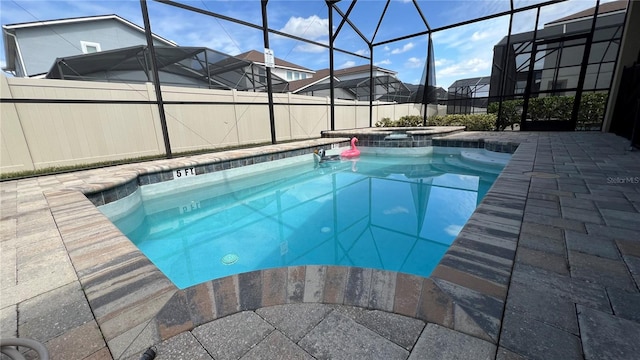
[1,131,640,359]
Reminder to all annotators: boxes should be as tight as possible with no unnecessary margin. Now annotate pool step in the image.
[460,150,511,167]
[442,156,504,175]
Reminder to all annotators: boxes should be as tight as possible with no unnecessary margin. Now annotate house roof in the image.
[297,74,412,102]
[288,69,332,92]
[449,76,491,90]
[288,65,400,93]
[546,0,627,25]
[235,50,314,72]
[325,64,397,77]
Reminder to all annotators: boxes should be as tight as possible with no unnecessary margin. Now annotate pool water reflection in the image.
[101,151,505,289]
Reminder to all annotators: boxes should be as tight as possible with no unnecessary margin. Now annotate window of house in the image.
[258,68,266,83]
[81,41,101,54]
[294,72,300,80]
[286,71,293,80]
[554,79,568,90]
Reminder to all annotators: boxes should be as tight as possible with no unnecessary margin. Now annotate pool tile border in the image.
[84,134,519,208]
[40,133,536,358]
[321,126,466,148]
[433,138,520,154]
[85,139,351,207]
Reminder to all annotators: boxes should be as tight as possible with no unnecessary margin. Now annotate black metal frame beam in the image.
[496,0,515,131]
[412,0,431,32]
[140,0,172,158]
[140,0,619,135]
[0,98,405,106]
[261,0,277,144]
[155,0,368,60]
[372,0,563,47]
[328,0,375,127]
[371,0,390,44]
[328,0,336,130]
[421,34,432,125]
[570,0,600,129]
[331,1,370,46]
[369,42,374,126]
[599,4,629,131]
[521,5,543,128]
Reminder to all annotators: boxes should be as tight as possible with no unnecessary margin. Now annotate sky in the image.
[0,0,617,89]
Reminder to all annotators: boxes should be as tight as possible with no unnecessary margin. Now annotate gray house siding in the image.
[15,19,169,76]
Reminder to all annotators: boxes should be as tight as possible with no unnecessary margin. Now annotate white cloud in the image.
[471,30,492,41]
[445,224,463,237]
[434,58,449,67]
[355,49,369,56]
[383,46,391,52]
[277,15,332,54]
[391,42,415,54]
[438,57,491,76]
[405,57,423,68]
[383,206,409,215]
[338,60,356,69]
[279,15,329,40]
[375,59,392,66]
[433,17,509,51]
[184,31,247,55]
[294,42,328,53]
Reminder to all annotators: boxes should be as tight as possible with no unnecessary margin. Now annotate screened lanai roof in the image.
[449,76,491,90]
[301,75,413,102]
[46,45,289,92]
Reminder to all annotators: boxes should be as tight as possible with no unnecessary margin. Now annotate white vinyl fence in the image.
[1,76,439,174]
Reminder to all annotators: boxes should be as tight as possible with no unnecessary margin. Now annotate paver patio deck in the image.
[1,131,639,359]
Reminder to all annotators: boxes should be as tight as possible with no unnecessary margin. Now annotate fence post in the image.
[287,92,293,140]
[231,89,241,145]
[0,77,35,173]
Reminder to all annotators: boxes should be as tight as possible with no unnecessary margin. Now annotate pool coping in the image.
[6,130,640,359]
[38,133,531,358]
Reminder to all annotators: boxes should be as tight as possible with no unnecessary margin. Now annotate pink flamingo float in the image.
[341,137,360,158]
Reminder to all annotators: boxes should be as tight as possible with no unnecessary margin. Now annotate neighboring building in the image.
[235,49,315,82]
[446,76,491,114]
[536,1,626,95]
[405,84,446,104]
[2,14,175,78]
[289,65,413,102]
[3,14,417,100]
[2,15,292,91]
[488,0,627,128]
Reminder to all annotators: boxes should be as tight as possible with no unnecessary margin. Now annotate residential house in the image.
[446,76,491,114]
[2,15,294,91]
[289,65,413,102]
[3,14,413,99]
[2,14,176,78]
[235,49,315,82]
[488,0,627,128]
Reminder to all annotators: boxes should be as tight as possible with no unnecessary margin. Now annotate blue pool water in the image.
[101,149,507,289]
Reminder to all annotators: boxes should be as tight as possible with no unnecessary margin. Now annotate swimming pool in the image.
[99,148,508,289]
